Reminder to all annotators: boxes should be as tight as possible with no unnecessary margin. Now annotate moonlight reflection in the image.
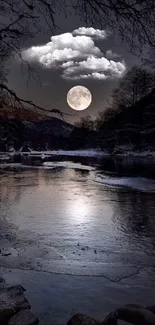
[67,85,92,110]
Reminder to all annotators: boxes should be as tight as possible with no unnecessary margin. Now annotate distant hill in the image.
[23,117,75,137]
[0,115,98,151]
[0,116,76,151]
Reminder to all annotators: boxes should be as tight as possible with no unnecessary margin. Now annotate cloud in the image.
[66,73,108,80]
[63,57,126,80]
[106,50,121,59]
[61,61,74,69]
[22,27,126,80]
[23,32,101,66]
[73,27,107,39]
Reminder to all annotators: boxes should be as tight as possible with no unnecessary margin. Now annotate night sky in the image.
[7,10,139,124]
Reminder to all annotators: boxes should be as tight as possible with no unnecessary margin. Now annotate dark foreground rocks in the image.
[8,310,39,325]
[67,314,100,325]
[0,285,38,325]
[1,285,155,325]
[68,304,155,325]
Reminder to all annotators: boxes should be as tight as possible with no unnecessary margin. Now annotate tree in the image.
[75,0,155,54]
[95,108,118,131]
[144,46,155,71]
[1,1,155,117]
[75,116,95,131]
[0,0,72,118]
[112,67,155,109]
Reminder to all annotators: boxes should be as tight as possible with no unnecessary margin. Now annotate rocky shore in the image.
[1,285,155,325]
[0,285,38,325]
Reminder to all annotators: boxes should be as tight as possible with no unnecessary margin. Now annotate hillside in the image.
[97,88,155,154]
[0,116,97,151]
[0,117,75,151]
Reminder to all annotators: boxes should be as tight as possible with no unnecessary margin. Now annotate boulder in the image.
[101,304,155,325]
[146,306,155,315]
[0,285,30,324]
[118,305,155,325]
[8,310,39,325]
[101,311,117,325]
[0,305,15,325]
[67,313,100,325]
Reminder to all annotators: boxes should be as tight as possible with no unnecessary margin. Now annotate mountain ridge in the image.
[0,116,77,151]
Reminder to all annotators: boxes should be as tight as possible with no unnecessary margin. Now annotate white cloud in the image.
[106,50,120,59]
[61,61,74,68]
[63,57,126,79]
[64,72,108,80]
[73,27,107,39]
[91,73,108,80]
[22,27,126,81]
[23,32,101,66]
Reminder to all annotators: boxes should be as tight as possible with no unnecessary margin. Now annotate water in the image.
[1,155,155,323]
[0,155,155,279]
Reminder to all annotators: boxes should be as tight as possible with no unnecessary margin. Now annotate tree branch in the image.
[0,83,72,118]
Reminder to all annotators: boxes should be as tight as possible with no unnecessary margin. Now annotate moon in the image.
[67,85,92,111]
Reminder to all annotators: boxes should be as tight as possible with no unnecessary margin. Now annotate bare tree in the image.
[75,116,95,131]
[94,111,105,132]
[74,0,155,54]
[1,0,155,118]
[112,66,155,109]
[0,0,70,118]
[143,46,155,71]
[94,108,117,132]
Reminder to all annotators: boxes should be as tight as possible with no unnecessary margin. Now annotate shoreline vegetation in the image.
[1,149,155,159]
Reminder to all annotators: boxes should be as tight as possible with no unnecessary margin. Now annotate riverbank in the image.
[1,266,155,325]
[1,149,155,160]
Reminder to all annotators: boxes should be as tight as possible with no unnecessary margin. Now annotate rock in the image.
[146,306,155,315]
[8,310,39,325]
[101,305,155,325]
[118,305,155,325]
[125,304,145,309]
[101,311,117,325]
[67,313,100,325]
[0,305,16,325]
[0,285,31,324]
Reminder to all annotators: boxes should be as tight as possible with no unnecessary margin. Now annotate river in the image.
[0,154,155,324]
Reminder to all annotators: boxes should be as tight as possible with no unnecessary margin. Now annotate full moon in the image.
[67,85,92,111]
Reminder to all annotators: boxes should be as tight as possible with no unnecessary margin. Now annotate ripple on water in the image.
[94,174,155,193]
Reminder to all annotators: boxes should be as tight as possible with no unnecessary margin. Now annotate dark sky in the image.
[7,10,139,124]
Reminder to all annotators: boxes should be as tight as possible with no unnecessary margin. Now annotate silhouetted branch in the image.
[0,83,72,118]
[74,0,155,54]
